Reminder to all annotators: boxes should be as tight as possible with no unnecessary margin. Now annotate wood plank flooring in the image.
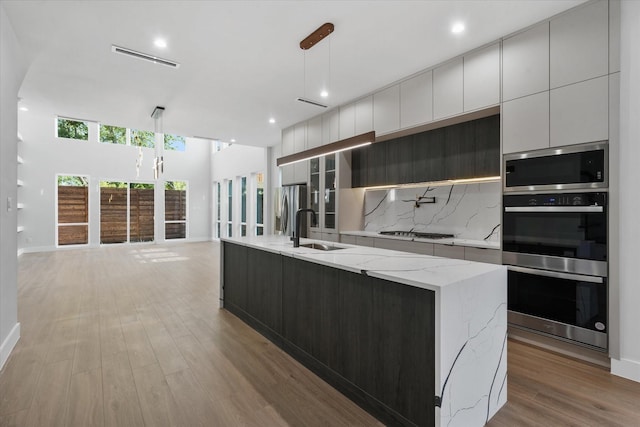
[0,241,639,427]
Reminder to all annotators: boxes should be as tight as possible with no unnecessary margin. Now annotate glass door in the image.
[324,154,336,230]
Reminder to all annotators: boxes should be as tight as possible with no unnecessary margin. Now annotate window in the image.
[131,129,155,148]
[57,118,88,140]
[164,134,186,151]
[100,181,155,244]
[227,180,233,237]
[165,181,187,239]
[256,173,264,236]
[240,177,247,236]
[57,175,89,246]
[100,124,126,144]
[215,182,221,239]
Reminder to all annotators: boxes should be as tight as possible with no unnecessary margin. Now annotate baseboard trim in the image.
[0,323,21,371]
[611,358,640,383]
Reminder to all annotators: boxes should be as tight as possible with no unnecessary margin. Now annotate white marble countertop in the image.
[340,230,501,250]
[222,235,504,291]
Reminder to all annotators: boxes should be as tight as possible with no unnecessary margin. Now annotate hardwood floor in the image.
[1,241,639,426]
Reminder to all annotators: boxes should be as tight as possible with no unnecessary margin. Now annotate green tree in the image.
[165,181,186,190]
[164,134,186,151]
[100,125,126,144]
[100,181,128,188]
[131,129,155,148]
[57,119,88,140]
[58,175,88,186]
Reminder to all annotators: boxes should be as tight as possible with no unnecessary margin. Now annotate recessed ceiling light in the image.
[451,22,465,34]
[230,139,236,143]
[154,38,167,48]
[269,118,276,124]
[320,90,329,98]
[19,106,28,112]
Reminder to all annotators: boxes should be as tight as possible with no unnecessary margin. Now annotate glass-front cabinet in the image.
[310,153,337,237]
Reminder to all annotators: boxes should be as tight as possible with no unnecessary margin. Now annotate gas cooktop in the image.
[378,231,455,239]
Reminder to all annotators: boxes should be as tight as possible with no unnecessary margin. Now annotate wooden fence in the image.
[58,186,186,244]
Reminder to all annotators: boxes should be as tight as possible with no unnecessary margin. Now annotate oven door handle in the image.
[504,206,604,213]
[507,265,604,283]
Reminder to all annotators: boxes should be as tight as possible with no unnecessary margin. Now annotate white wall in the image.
[0,3,26,370]
[17,108,212,251]
[211,144,270,236]
[611,0,640,382]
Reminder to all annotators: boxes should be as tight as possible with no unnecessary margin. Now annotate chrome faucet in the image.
[292,208,317,247]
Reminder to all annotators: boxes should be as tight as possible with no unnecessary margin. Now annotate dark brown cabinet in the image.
[352,114,499,187]
[223,242,283,340]
[223,241,436,427]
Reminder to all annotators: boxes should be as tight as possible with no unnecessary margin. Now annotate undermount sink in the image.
[299,243,345,251]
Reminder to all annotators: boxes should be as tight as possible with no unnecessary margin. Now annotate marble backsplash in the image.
[364,181,501,242]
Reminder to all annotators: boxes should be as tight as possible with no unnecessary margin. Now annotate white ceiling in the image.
[4,0,585,148]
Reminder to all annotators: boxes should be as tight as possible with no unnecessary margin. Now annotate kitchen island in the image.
[220,235,507,427]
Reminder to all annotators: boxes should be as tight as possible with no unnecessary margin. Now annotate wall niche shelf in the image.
[17,226,24,233]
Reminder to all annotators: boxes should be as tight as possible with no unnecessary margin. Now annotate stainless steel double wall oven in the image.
[503,141,609,350]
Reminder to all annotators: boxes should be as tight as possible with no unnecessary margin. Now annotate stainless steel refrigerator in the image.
[274,184,308,238]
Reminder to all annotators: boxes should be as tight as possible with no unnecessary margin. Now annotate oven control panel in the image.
[503,192,607,207]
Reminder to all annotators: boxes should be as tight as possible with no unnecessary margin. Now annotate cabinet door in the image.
[340,234,357,245]
[369,276,435,427]
[400,71,433,129]
[246,247,283,333]
[503,22,550,101]
[444,121,475,180]
[355,96,373,135]
[293,123,308,183]
[281,127,296,185]
[474,115,500,177]
[373,85,400,135]
[433,58,463,120]
[502,91,550,154]
[339,103,356,139]
[366,142,387,187]
[550,0,608,89]
[433,244,465,260]
[307,116,322,149]
[465,247,502,264]
[350,146,368,188]
[322,109,340,145]
[222,242,248,311]
[282,258,339,366]
[413,127,445,183]
[550,75,608,147]
[335,270,374,392]
[463,43,500,111]
[281,164,295,186]
[281,127,295,155]
[385,135,413,185]
[355,236,375,247]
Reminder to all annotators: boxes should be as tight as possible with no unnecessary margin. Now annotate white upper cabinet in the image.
[281,126,295,155]
[355,96,374,135]
[293,122,308,183]
[339,103,356,139]
[433,57,463,120]
[463,43,500,111]
[550,0,608,89]
[280,127,295,185]
[322,109,339,145]
[503,22,550,101]
[503,91,550,154]
[550,75,609,147]
[609,0,621,73]
[307,116,322,149]
[400,71,433,129]
[373,85,400,135]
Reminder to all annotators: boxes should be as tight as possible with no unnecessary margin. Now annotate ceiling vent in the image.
[296,97,328,108]
[111,45,180,68]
